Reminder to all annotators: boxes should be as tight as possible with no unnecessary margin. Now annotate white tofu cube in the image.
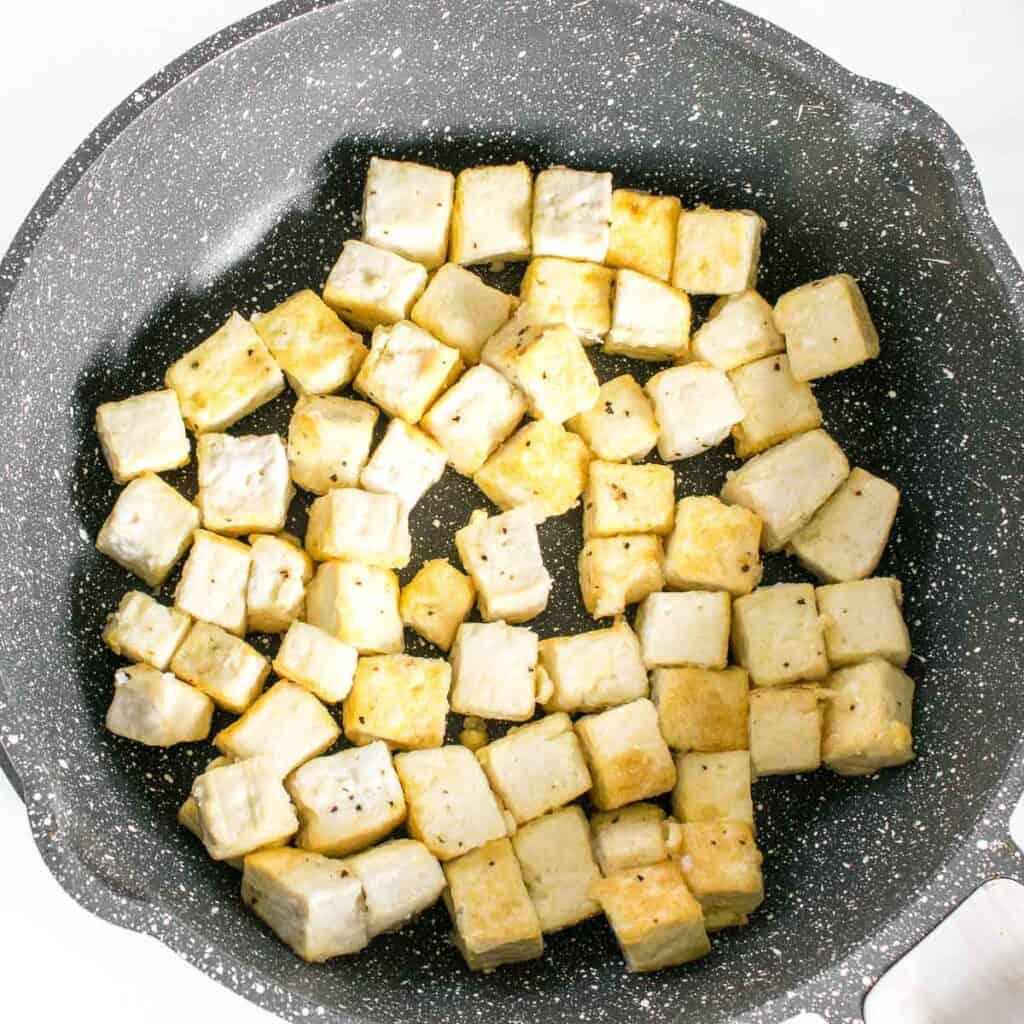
[95,473,200,587]
[286,741,406,856]
[634,591,731,670]
[788,467,900,582]
[519,257,614,342]
[671,206,765,296]
[360,419,446,510]
[603,269,691,361]
[170,621,269,713]
[105,664,212,746]
[476,712,591,825]
[246,534,312,633]
[454,508,551,624]
[578,534,664,620]
[652,666,750,752]
[672,750,755,827]
[286,395,378,495]
[565,374,659,463]
[173,530,251,636]
[323,239,428,331]
[720,428,850,551]
[178,756,243,863]
[690,289,785,371]
[102,591,191,671]
[450,162,533,265]
[362,157,454,269]
[532,166,613,262]
[305,560,403,654]
[450,621,538,721]
[583,460,675,539]
[305,488,410,569]
[748,685,827,776]
[400,559,476,652]
[273,620,357,704]
[590,804,668,876]
[678,821,764,921]
[817,577,911,667]
[164,312,285,433]
[95,389,190,484]
[607,189,681,282]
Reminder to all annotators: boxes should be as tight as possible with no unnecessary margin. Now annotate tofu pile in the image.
[93,157,912,975]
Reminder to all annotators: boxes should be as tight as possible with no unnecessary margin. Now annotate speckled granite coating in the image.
[0,1,1022,1022]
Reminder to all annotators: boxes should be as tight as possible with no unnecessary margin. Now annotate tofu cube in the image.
[603,269,691,361]
[443,838,544,970]
[346,838,446,937]
[455,508,551,623]
[606,189,681,281]
[450,162,533,265]
[362,157,454,269]
[215,679,340,776]
[575,698,676,810]
[731,582,828,687]
[590,804,668,876]
[253,289,367,396]
[672,750,754,826]
[450,620,538,721]
[343,655,450,751]
[286,395,378,494]
[420,363,526,476]
[273,620,357,704]
[178,756,239,860]
[721,428,850,551]
[565,374,659,463]
[690,289,785,371]
[591,860,710,972]
[817,577,911,668]
[410,263,517,364]
[305,560,403,654]
[678,822,764,920]
[774,273,880,381]
[519,257,614,343]
[511,806,601,932]
[305,488,410,568]
[652,666,750,752]
[285,741,406,856]
[246,534,313,633]
[95,389,190,483]
[164,312,285,433]
[578,534,664,619]
[360,419,446,510]
[174,530,251,636]
[102,591,191,671]
[634,591,731,670]
[671,206,765,295]
[105,664,212,746]
[95,473,200,587]
[531,166,612,263]
[354,320,463,424]
[583,460,675,539]
[170,621,270,713]
[401,559,476,652]
[789,467,900,582]
[395,745,509,860]
[241,848,368,961]
[748,686,827,776]
[822,659,915,776]
[663,495,763,596]
[476,712,592,824]
[474,419,591,524]
[646,362,743,461]
[322,239,428,331]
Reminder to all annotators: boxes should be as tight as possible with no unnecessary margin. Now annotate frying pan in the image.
[0,1,1022,1021]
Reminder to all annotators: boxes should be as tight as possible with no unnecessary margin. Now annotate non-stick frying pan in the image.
[0,1,1022,1022]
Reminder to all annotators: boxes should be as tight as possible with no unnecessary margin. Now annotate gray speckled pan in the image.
[0,1,1022,1022]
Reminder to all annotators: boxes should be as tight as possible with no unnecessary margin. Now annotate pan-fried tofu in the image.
[663,495,763,596]
[519,257,614,342]
[635,591,731,670]
[672,206,764,296]
[603,269,691,361]
[476,713,591,824]
[242,848,368,961]
[652,666,749,752]
[817,577,911,668]
[170,621,269,713]
[273,620,357,703]
[512,806,601,932]
[789,467,900,582]
[305,561,403,654]
[323,240,428,331]
[360,419,446,510]
[774,273,880,381]
[401,559,476,652]
[305,488,411,568]
[822,659,915,776]
[721,428,850,551]
[450,621,538,721]
[286,741,406,856]
[606,190,680,281]
[591,860,710,972]
[583,461,674,539]
[443,838,544,970]
[174,530,251,636]
[95,389,190,484]
[105,664,213,746]
[578,534,664,619]
[165,312,284,433]
[646,362,743,461]
[575,699,676,810]
[565,374,659,463]
[253,289,367,396]
[672,750,754,827]
[102,591,191,671]
[590,804,668,876]
[178,756,248,864]
[246,534,312,633]
[678,822,763,922]
[531,166,612,263]
[748,686,827,776]
[286,395,378,494]
[396,746,509,860]
[343,655,450,751]
[96,473,200,587]
[450,162,533,265]
[690,289,785,371]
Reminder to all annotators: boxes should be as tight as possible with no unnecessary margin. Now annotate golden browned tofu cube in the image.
[246,534,313,634]
[531,166,612,263]
[578,535,664,620]
[95,389,190,484]
[748,685,827,776]
[450,621,538,722]
[672,750,755,827]
[272,620,357,704]
[603,269,691,361]
[322,239,428,330]
[105,664,213,747]
[102,591,191,671]
[583,461,675,539]
[286,395,378,494]
[634,591,731,670]
[678,822,764,922]
[173,530,251,636]
[653,666,749,752]
[305,560,403,654]
[690,289,785,371]
[672,206,764,296]
[170,621,269,714]
[565,374,659,463]
[606,190,680,281]
[520,257,614,342]
[305,488,410,569]
[817,577,911,668]
[400,559,476,652]
[590,804,667,876]
[359,419,446,511]
[450,163,533,265]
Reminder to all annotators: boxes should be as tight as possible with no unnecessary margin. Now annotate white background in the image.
[1,2,1021,1021]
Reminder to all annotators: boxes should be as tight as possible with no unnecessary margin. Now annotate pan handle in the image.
[0,742,23,801]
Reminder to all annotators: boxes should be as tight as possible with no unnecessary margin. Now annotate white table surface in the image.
[1,2,1021,1021]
